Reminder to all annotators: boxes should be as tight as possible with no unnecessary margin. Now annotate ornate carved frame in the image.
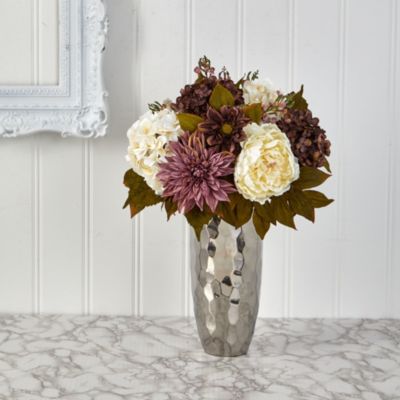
[0,0,108,138]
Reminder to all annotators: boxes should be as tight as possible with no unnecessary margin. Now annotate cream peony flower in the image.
[126,108,183,195]
[234,123,299,204]
[243,79,278,107]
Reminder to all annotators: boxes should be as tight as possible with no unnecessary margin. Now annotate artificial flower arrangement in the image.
[123,56,333,239]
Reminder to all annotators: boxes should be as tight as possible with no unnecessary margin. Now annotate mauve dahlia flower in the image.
[198,106,250,154]
[157,132,236,213]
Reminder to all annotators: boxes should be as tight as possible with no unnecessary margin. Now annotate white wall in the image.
[0,0,399,318]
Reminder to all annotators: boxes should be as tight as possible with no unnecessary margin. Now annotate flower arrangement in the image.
[123,56,333,239]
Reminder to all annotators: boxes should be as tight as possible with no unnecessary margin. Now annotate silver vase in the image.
[190,217,263,357]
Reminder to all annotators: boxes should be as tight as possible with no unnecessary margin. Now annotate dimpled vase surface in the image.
[190,217,262,357]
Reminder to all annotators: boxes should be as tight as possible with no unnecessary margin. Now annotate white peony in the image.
[234,123,299,204]
[126,108,183,195]
[243,79,278,107]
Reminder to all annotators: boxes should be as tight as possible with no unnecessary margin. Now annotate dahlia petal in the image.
[195,196,204,211]
[206,195,219,213]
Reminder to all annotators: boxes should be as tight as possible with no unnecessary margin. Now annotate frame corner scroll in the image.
[0,0,109,139]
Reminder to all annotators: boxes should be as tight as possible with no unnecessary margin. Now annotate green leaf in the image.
[243,103,263,123]
[303,190,334,208]
[209,83,235,110]
[270,196,296,229]
[163,198,178,220]
[185,207,213,240]
[287,188,315,223]
[123,169,162,217]
[293,166,331,190]
[253,206,271,239]
[177,113,204,132]
[286,85,308,111]
[322,158,331,173]
[235,77,245,88]
[236,70,259,88]
[148,101,163,113]
[217,193,253,229]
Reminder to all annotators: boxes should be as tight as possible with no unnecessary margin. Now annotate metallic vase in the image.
[190,217,262,357]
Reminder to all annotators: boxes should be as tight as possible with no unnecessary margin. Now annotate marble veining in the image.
[0,316,400,399]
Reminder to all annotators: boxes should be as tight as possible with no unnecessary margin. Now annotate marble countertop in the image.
[0,315,399,399]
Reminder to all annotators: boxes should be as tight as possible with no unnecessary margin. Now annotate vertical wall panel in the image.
[339,0,392,317]
[137,0,187,316]
[0,139,33,312]
[391,0,400,317]
[184,0,194,317]
[90,0,136,315]
[39,138,84,313]
[243,0,289,317]
[243,0,290,89]
[192,0,239,76]
[289,0,339,317]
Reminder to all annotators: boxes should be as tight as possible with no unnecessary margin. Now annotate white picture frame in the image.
[0,0,108,138]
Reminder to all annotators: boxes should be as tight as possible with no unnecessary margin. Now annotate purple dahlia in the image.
[157,132,236,213]
[198,106,250,154]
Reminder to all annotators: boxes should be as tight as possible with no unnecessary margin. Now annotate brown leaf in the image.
[287,188,315,223]
[253,207,271,239]
[254,202,276,225]
[293,166,331,190]
[217,201,237,227]
[123,169,162,217]
[286,85,308,111]
[185,207,213,240]
[270,196,296,229]
[303,190,334,208]
[233,194,254,227]
[163,198,178,220]
[322,158,332,173]
[217,193,253,229]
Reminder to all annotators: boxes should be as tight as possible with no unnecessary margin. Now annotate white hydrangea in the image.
[243,79,278,107]
[126,108,183,195]
[234,123,299,204]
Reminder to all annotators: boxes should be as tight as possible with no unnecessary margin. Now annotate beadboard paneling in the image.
[137,0,187,316]
[0,0,399,318]
[90,0,136,316]
[339,0,392,317]
[289,0,340,317]
[39,138,85,313]
[0,139,33,313]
